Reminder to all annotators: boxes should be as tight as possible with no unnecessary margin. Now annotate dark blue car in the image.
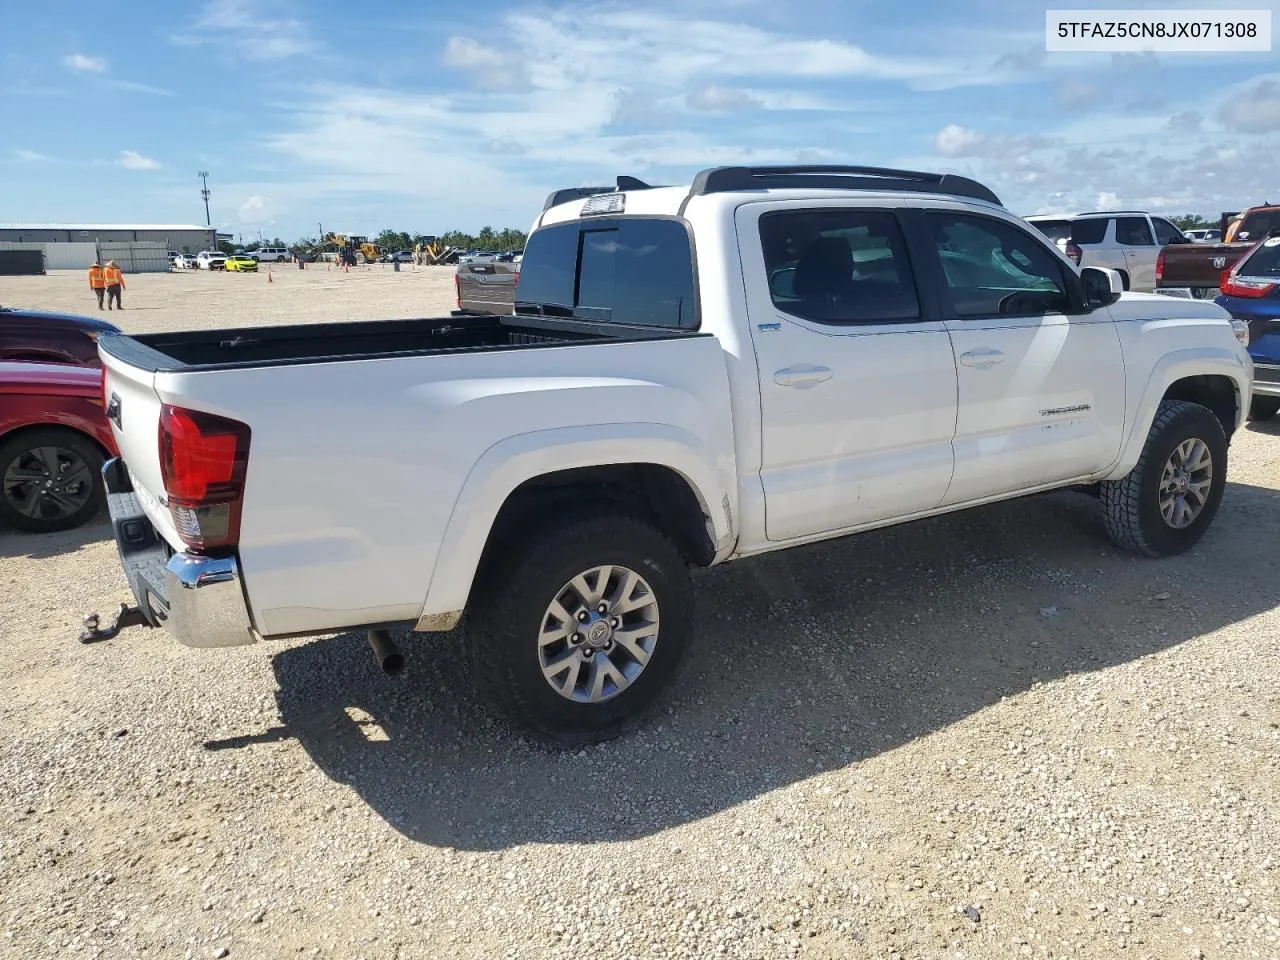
[1215,235,1280,421]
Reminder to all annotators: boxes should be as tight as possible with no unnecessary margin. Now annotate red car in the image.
[0,306,120,366]
[0,361,118,533]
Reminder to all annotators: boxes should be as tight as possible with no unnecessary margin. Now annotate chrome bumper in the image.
[1254,363,1280,398]
[103,458,257,648]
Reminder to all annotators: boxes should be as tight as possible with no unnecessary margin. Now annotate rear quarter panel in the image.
[152,335,737,637]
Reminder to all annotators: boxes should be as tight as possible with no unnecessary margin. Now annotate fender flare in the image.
[415,422,736,631]
[1104,347,1250,480]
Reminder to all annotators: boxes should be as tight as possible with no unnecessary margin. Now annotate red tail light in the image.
[1220,273,1277,298]
[454,271,461,309]
[1065,240,1082,266]
[1155,248,1165,282]
[158,404,251,551]
[99,365,108,410]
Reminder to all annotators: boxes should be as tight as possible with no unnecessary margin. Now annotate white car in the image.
[172,254,199,269]
[245,246,291,263]
[195,251,227,271]
[1183,228,1222,243]
[1026,211,1190,292]
[96,165,1252,744]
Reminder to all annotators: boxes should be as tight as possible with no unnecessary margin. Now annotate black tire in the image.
[468,512,694,746]
[1100,399,1227,557]
[1248,396,1280,421]
[0,428,105,533]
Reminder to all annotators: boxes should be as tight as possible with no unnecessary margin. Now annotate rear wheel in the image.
[1248,396,1280,421]
[468,512,694,746]
[1101,399,1226,557]
[0,428,105,533]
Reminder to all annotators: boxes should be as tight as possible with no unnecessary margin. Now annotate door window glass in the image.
[927,213,1072,317]
[758,209,920,324]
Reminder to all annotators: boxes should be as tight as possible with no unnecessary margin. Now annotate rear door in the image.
[920,207,1125,504]
[1116,215,1157,291]
[738,201,959,541]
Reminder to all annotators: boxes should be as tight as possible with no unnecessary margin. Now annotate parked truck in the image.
[93,165,1252,744]
[1157,204,1280,298]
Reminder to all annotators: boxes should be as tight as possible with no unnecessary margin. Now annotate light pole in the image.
[198,171,211,227]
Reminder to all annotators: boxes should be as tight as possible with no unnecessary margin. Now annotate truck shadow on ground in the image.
[213,482,1280,851]
[0,513,109,561]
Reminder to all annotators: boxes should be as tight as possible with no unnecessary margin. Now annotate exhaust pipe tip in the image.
[367,629,405,676]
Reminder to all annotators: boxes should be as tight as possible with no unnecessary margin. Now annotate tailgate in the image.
[100,348,182,548]
[1160,243,1247,287]
[457,262,516,314]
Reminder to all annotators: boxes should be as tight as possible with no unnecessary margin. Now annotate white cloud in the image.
[178,0,318,61]
[238,195,273,223]
[687,84,763,113]
[108,79,175,97]
[935,124,987,157]
[117,150,160,171]
[442,36,529,89]
[12,149,52,162]
[63,53,107,73]
[1219,79,1280,133]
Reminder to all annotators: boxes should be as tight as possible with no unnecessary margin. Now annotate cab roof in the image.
[536,165,1003,228]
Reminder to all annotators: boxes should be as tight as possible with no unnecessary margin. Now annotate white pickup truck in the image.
[95,165,1253,745]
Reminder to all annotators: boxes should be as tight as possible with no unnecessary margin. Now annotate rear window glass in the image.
[1237,210,1280,242]
[1115,217,1154,245]
[758,209,920,324]
[1030,219,1072,243]
[1240,239,1280,277]
[1071,218,1109,245]
[516,218,696,327]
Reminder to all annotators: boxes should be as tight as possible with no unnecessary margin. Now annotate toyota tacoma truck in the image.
[94,164,1253,744]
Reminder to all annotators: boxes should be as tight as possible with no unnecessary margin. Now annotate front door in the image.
[738,203,959,542]
[920,208,1126,505]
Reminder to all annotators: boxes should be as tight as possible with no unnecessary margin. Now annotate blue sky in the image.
[2,0,1279,240]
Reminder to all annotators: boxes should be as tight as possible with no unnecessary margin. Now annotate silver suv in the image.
[1025,212,1188,293]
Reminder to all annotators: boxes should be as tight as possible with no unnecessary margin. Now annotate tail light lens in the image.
[1220,273,1277,298]
[158,404,251,551]
[454,271,461,309]
[1155,248,1165,282]
[99,365,108,410]
[1065,241,1082,266]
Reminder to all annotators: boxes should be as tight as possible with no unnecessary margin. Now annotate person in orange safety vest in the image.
[87,262,106,310]
[104,260,125,310]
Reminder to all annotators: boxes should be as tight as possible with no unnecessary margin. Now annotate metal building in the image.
[0,223,216,254]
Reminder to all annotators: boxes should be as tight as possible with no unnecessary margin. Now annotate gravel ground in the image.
[2,269,1279,960]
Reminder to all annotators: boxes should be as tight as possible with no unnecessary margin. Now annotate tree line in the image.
[373,227,528,253]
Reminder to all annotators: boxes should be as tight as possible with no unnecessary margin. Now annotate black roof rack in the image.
[541,176,658,211]
[688,165,1002,206]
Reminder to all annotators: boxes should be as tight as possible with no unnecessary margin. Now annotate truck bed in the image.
[99,313,702,373]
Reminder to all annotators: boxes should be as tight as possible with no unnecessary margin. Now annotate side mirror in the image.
[1081,266,1123,308]
[769,266,797,300]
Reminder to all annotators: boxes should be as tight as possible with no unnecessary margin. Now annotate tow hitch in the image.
[79,603,154,643]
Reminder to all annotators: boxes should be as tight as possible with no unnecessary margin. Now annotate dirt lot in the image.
[2,269,1279,960]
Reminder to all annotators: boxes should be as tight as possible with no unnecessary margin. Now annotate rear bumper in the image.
[103,458,257,648]
[1253,363,1280,398]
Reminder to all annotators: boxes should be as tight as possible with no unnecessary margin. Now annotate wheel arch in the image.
[0,420,112,459]
[1105,349,1248,481]
[414,425,736,633]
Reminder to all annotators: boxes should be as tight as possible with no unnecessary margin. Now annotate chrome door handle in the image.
[774,365,833,388]
[958,348,1006,369]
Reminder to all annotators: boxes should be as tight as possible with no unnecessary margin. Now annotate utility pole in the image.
[198,171,211,227]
